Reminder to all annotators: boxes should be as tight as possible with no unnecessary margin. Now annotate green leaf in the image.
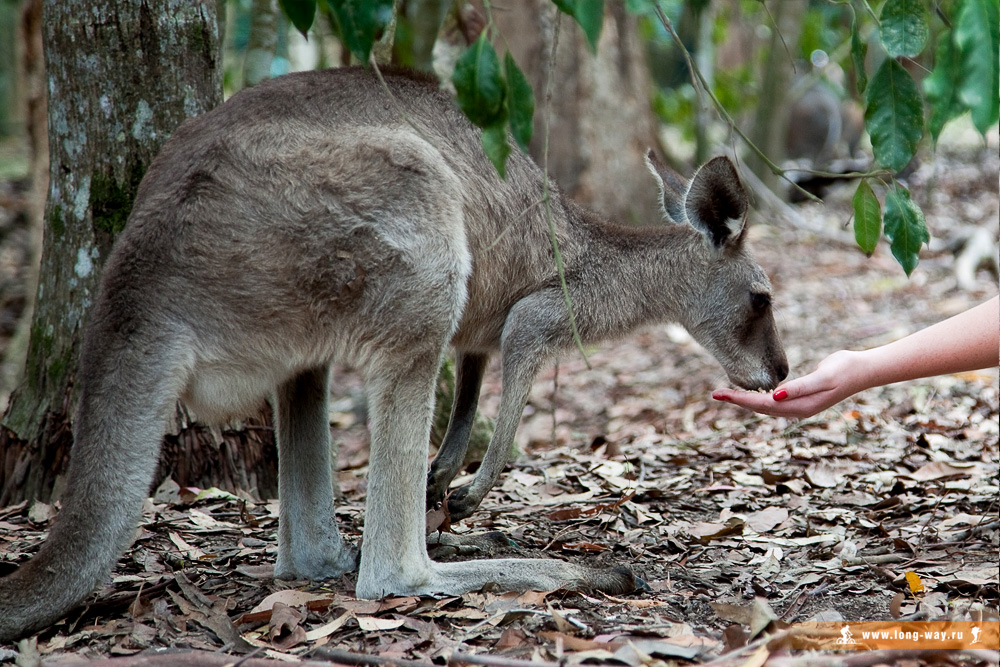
[955,0,1000,135]
[879,0,930,58]
[923,31,964,144]
[852,179,882,256]
[481,123,512,179]
[865,58,924,173]
[553,0,605,52]
[504,52,535,151]
[453,34,507,129]
[884,184,929,276]
[328,0,393,64]
[850,14,868,95]
[280,0,317,38]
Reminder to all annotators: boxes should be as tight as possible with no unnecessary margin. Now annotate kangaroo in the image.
[0,66,787,641]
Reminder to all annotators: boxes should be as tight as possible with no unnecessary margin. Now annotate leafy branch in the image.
[650,3,828,204]
[649,0,996,276]
[278,0,997,277]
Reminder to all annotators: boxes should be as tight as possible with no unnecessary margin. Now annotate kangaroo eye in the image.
[751,292,771,311]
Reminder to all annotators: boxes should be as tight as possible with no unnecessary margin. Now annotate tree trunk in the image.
[0,0,46,408]
[0,0,233,504]
[746,0,806,190]
[491,1,661,224]
[243,0,277,87]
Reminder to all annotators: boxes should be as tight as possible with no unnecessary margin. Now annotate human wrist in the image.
[847,347,890,393]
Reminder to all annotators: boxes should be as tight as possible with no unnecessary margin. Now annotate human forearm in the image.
[853,296,999,389]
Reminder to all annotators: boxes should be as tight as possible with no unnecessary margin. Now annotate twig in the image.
[841,553,908,566]
[720,146,815,231]
[859,0,881,25]
[541,524,582,551]
[465,606,579,632]
[651,3,820,203]
[943,518,1000,545]
[551,361,559,445]
[368,61,437,148]
[229,647,266,667]
[758,1,796,75]
[696,626,797,667]
[540,10,588,367]
[916,481,949,545]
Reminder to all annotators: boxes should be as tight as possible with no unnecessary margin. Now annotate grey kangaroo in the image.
[0,67,787,641]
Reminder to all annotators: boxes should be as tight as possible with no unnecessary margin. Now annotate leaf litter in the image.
[0,136,997,665]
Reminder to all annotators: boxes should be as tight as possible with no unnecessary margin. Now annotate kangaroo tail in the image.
[0,320,185,641]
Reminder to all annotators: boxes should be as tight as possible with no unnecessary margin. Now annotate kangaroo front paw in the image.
[445,485,483,522]
[426,467,450,509]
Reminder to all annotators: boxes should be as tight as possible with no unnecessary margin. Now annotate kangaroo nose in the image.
[774,359,789,383]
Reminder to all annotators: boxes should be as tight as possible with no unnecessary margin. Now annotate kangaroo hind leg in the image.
[356,347,445,597]
[273,365,358,580]
[426,352,489,508]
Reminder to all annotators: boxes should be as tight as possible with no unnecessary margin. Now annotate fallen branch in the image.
[842,554,909,566]
[312,648,566,667]
[452,652,563,667]
[312,647,438,667]
[766,648,1000,667]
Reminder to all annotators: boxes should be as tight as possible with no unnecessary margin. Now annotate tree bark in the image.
[0,0,228,504]
[491,1,661,224]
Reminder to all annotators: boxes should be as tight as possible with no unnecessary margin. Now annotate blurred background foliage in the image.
[1,0,994,178]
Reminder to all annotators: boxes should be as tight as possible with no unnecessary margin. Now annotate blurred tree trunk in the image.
[243,0,277,86]
[0,0,46,407]
[747,0,806,190]
[690,0,714,165]
[0,5,15,137]
[492,1,661,224]
[393,0,451,70]
[0,0,280,505]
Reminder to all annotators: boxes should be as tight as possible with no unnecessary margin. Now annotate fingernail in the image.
[773,389,788,401]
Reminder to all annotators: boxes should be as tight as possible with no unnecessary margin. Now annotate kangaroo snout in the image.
[774,357,790,385]
[724,349,788,392]
[754,355,789,391]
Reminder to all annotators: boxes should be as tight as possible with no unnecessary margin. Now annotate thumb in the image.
[771,372,828,402]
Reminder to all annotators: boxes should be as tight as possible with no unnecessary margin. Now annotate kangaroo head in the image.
[646,152,788,390]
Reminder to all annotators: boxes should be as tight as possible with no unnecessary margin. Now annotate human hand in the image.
[712,350,868,418]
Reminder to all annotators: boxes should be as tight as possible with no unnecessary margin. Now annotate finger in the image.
[712,388,784,411]
[765,372,829,402]
[715,386,842,418]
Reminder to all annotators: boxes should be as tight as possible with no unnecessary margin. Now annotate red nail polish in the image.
[773,389,788,401]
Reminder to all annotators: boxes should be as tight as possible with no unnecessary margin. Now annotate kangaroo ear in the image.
[684,156,748,250]
[644,149,688,224]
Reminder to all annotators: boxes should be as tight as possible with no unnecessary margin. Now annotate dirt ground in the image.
[0,124,997,665]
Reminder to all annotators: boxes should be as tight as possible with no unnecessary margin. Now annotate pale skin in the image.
[713,296,999,419]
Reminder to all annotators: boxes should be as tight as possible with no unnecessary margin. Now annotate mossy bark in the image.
[0,0,225,504]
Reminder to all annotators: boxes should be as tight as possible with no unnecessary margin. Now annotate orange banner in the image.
[780,621,999,650]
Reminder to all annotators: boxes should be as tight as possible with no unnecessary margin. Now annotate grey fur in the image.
[0,67,786,641]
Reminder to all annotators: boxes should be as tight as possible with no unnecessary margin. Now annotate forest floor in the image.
[0,125,997,666]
